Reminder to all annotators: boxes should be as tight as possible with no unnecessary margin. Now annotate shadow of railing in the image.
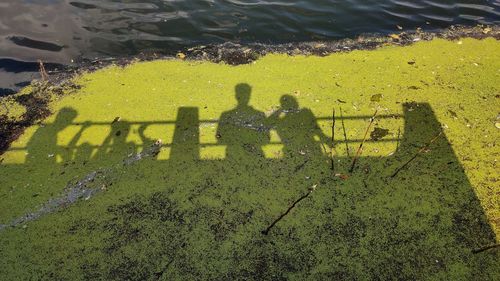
[0,102,496,277]
[3,113,403,162]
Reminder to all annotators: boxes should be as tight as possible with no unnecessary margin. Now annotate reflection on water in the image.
[0,0,499,91]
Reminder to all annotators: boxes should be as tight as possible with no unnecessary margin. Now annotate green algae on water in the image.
[0,38,499,280]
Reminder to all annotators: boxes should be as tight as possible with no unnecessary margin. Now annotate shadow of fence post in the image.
[170,107,200,161]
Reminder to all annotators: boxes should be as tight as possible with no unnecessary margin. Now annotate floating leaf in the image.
[335,173,349,180]
[389,34,400,40]
[176,52,186,59]
[370,127,389,140]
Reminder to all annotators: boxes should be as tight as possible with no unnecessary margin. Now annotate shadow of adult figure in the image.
[268,95,329,161]
[93,120,136,160]
[216,83,270,161]
[26,107,77,164]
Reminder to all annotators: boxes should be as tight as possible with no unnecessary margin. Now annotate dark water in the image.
[1,0,499,93]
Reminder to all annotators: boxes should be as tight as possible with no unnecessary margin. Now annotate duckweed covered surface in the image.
[0,38,499,280]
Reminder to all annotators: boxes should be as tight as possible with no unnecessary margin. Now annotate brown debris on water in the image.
[370,127,389,141]
[54,25,500,76]
[0,80,80,155]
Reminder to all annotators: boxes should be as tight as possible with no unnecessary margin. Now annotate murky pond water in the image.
[0,0,499,93]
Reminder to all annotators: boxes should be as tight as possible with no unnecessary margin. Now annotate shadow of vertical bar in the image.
[170,107,199,161]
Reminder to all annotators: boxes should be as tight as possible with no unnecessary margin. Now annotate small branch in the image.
[330,108,335,172]
[262,186,316,235]
[396,127,401,152]
[390,131,443,178]
[38,60,49,81]
[320,142,329,157]
[472,244,500,254]
[154,257,175,280]
[349,109,378,172]
[340,107,350,157]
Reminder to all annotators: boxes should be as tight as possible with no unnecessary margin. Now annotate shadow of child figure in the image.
[26,107,78,164]
[93,120,136,161]
[65,121,92,162]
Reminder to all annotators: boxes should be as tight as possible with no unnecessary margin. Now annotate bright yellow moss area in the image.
[0,38,499,279]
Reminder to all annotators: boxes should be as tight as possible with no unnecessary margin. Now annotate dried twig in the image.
[396,127,401,152]
[349,109,378,172]
[330,108,335,172]
[340,107,349,157]
[38,60,49,81]
[390,131,443,178]
[262,185,316,235]
[472,244,500,254]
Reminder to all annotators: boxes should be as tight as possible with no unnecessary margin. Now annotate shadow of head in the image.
[54,107,77,128]
[235,83,252,106]
[280,94,299,111]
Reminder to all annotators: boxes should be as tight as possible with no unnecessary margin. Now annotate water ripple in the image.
[0,0,499,90]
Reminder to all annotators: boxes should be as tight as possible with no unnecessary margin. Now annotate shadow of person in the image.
[74,142,93,163]
[216,83,270,161]
[93,120,136,160]
[67,121,91,162]
[268,95,329,161]
[26,107,78,164]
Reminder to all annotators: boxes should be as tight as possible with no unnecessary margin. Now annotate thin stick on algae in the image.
[390,131,443,178]
[472,244,500,254]
[395,127,401,152]
[349,109,378,172]
[340,107,350,157]
[262,186,316,235]
[331,108,336,172]
[38,60,48,81]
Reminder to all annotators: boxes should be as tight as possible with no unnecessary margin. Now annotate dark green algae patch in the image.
[0,37,499,280]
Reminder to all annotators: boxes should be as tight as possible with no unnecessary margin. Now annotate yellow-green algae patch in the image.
[0,38,499,279]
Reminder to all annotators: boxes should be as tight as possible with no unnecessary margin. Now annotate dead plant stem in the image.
[340,107,349,157]
[349,109,378,172]
[390,131,443,178]
[331,108,335,172]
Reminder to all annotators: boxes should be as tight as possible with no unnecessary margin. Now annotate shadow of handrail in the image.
[35,114,403,126]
